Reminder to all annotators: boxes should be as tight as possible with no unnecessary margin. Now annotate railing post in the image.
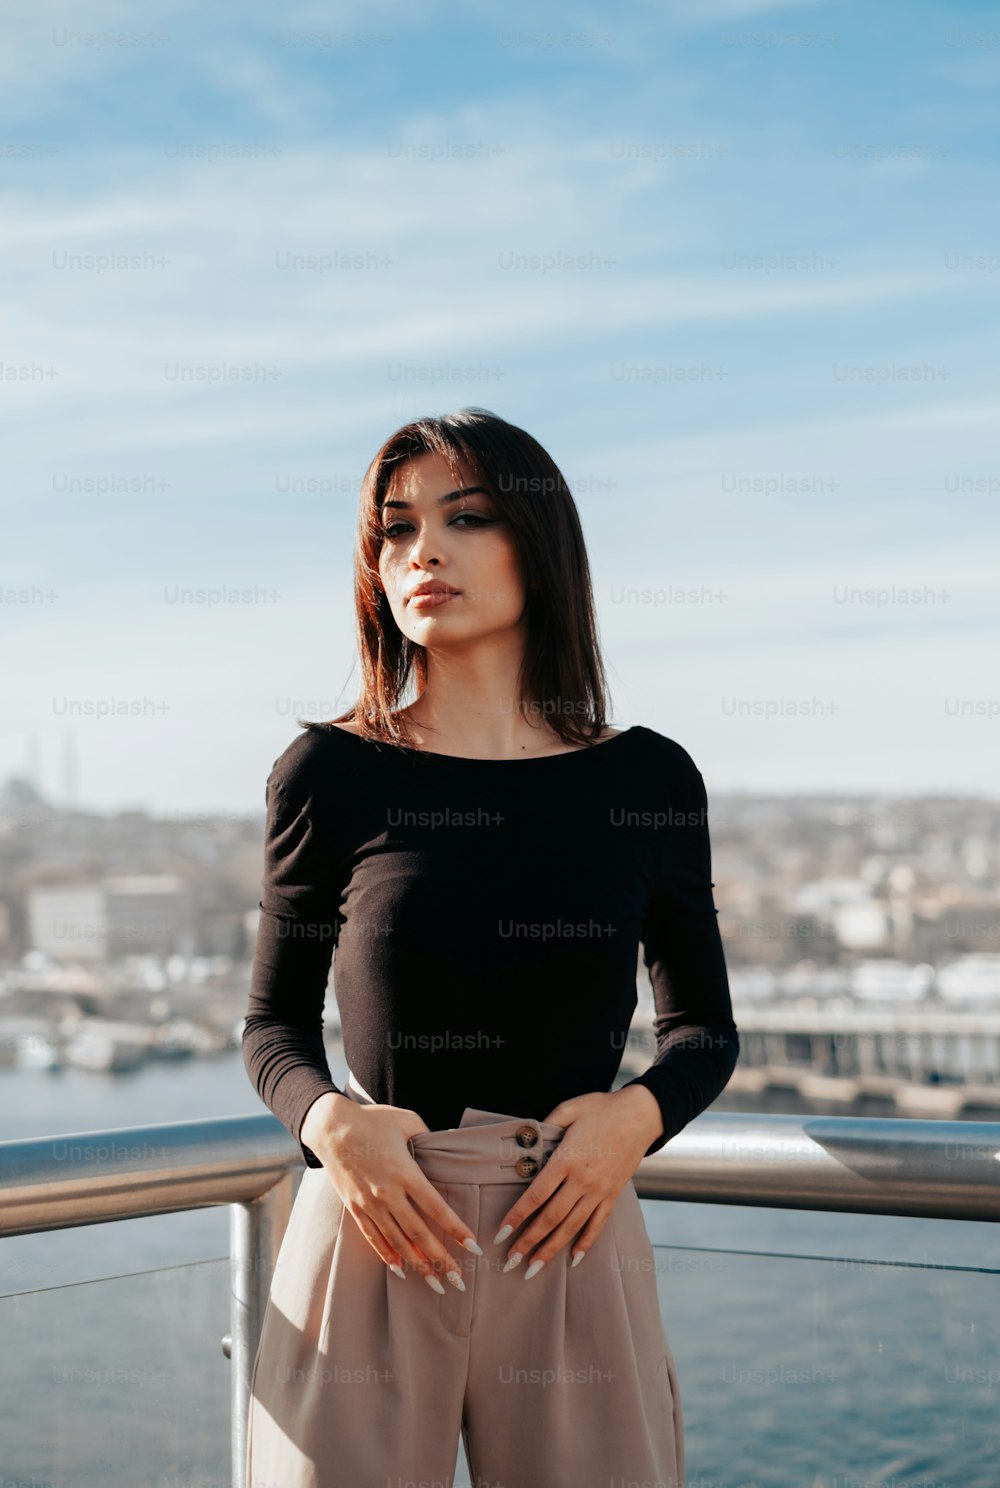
[230,1171,297,1488]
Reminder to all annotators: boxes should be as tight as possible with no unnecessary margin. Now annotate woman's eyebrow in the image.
[383,485,490,511]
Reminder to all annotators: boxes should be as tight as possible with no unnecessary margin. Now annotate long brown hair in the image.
[301,407,612,751]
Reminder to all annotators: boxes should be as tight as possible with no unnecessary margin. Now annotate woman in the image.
[243,407,739,1487]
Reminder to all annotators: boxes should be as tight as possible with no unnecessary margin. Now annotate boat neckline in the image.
[319,722,640,765]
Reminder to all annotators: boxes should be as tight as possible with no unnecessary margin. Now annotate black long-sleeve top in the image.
[242,722,739,1168]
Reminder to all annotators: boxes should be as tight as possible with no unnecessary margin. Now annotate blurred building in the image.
[27,876,192,962]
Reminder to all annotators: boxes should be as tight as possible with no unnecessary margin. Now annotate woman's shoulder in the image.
[628,724,704,784]
[323,719,364,738]
[265,721,357,801]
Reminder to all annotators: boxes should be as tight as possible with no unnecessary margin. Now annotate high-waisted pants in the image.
[246,1075,685,1487]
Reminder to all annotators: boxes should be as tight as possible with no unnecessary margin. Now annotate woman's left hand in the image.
[491,1085,664,1278]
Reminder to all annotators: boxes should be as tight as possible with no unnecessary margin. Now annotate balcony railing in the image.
[2,1109,999,1487]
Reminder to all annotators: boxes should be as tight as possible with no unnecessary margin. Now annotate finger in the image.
[350,1208,407,1278]
[515,1196,614,1277]
[388,1196,471,1289]
[373,1208,435,1272]
[407,1173,484,1258]
[354,1205,466,1292]
[500,1187,584,1271]
[565,1202,614,1268]
[491,1164,569,1247]
[377,1204,465,1280]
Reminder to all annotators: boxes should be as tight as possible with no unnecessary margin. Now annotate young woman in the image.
[243,407,739,1487]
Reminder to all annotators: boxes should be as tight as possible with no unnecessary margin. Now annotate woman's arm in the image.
[242,764,344,1167]
[619,755,740,1157]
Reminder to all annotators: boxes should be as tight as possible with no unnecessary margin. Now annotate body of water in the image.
[1,1050,997,1486]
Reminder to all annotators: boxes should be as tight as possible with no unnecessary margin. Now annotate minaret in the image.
[26,728,43,798]
[61,725,78,810]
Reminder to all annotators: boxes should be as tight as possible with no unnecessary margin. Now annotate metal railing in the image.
[2,1109,1000,1486]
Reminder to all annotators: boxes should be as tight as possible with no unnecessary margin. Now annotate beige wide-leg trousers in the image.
[247,1077,684,1487]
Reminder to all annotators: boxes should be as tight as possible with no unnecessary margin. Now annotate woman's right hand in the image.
[300,1092,483,1292]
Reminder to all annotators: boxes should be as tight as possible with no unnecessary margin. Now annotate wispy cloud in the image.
[666,0,826,22]
[2,0,997,806]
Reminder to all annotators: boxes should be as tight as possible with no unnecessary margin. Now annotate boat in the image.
[14,1031,62,1071]
[936,953,1000,1003]
[64,1027,148,1073]
[849,959,934,1001]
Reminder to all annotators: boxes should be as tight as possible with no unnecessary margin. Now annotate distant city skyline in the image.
[3,724,997,820]
[3,0,998,811]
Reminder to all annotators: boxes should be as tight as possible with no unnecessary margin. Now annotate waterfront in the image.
[1,1050,998,1486]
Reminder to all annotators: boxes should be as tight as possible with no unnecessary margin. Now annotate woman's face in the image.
[377,451,529,651]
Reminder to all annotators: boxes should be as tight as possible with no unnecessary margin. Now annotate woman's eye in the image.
[382,513,494,539]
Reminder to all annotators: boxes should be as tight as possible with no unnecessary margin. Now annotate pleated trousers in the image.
[246,1077,685,1487]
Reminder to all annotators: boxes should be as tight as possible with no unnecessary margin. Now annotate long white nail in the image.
[494,1224,513,1245]
[463,1237,483,1255]
[446,1270,466,1292]
[502,1250,522,1273]
[524,1259,545,1281]
[389,1263,406,1280]
[424,1273,446,1294]
[570,1250,585,1268]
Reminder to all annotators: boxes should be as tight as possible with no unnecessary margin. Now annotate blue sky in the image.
[3,0,999,813]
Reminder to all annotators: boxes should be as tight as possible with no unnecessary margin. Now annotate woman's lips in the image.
[408,590,460,608]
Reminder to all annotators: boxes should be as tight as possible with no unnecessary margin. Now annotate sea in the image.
[1,1048,997,1488]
